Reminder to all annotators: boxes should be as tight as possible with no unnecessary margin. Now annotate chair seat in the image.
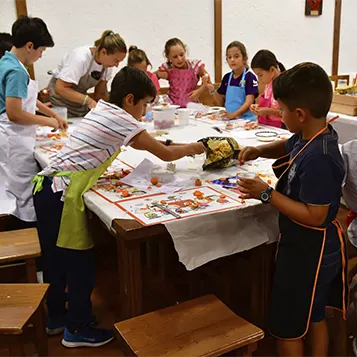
[115,294,264,357]
[0,284,49,334]
[0,228,40,264]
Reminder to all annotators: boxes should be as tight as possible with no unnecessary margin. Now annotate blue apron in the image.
[225,68,256,121]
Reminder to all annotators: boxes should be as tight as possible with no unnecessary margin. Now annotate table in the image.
[34,116,287,325]
[328,111,357,144]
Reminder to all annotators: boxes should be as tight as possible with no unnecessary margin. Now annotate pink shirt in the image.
[147,71,160,91]
[159,59,204,107]
[258,81,283,128]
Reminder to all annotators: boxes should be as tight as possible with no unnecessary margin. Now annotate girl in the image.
[127,45,160,92]
[0,16,67,224]
[205,41,258,120]
[156,38,209,108]
[33,67,205,348]
[48,30,127,118]
[251,50,286,128]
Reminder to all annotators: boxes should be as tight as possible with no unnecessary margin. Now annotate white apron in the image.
[0,78,39,222]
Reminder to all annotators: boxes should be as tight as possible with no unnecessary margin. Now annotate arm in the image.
[130,130,205,162]
[251,105,281,117]
[155,70,169,80]
[94,80,108,102]
[226,94,255,119]
[188,67,209,100]
[36,100,68,129]
[204,82,225,106]
[6,97,59,129]
[55,79,97,109]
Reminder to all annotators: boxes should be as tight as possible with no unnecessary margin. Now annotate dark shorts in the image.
[310,231,342,323]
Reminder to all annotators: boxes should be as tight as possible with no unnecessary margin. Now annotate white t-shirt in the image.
[52,46,112,85]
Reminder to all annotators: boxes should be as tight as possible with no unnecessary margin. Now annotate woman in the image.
[48,30,127,117]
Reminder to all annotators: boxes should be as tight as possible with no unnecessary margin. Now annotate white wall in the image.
[2,0,355,88]
[222,0,335,76]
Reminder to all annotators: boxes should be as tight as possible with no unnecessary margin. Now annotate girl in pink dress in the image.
[127,46,160,93]
[250,50,286,128]
[156,38,209,108]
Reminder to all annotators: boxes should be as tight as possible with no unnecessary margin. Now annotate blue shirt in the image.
[0,51,29,115]
[217,70,258,97]
[284,126,344,227]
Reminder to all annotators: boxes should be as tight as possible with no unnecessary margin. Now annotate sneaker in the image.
[46,316,65,336]
[62,326,114,348]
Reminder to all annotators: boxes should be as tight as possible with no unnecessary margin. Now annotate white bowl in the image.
[255,131,278,142]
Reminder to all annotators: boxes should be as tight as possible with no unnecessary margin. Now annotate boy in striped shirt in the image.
[34,66,204,348]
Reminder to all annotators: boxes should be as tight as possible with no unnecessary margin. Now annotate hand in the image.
[237,177,269,200]
[46,117,60,132]
[202,74,211,85]
[250,104,260,115]
[188,142,205,156]
[238,146,261,164]
[87,98,97,109]
[54,115,68,130]
[188,89,201,101]
[222,111,237,120]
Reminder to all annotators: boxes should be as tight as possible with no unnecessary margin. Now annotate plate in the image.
[211,106,225,112]
[255,131,279,142]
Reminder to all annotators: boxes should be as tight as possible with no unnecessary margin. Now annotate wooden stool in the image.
[0,284,49,356]
[0,228,41,283]
[114,294,264,357]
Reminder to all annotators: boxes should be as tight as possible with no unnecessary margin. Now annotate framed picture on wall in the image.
[305,0,323,16]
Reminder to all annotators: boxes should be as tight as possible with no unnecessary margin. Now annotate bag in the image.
[198,136,240,170]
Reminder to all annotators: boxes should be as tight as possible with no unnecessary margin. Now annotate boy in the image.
[33,66,205,348]
[0,16,67,223]
[238,63,347,357]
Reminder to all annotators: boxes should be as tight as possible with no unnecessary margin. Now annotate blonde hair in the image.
[94,30,127,55]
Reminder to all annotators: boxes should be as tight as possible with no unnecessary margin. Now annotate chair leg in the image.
[33,302,48,356]
[235,342,258,357]
[26,258,37,283]
[9,335,25,356]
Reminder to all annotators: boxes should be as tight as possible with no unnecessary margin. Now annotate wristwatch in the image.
[260,187,273,204]
[165,139,173,146]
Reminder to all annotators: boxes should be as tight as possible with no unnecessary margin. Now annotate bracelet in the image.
[209,88,217,95]
[83,95,89,105]
[165,139,173,146]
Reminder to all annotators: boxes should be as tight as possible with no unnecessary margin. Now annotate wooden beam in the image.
[332,0,342,75]
[15,0,35,80]
[214,0,222,83]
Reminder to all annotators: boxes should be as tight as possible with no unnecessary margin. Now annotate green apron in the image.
[33,149,120,250]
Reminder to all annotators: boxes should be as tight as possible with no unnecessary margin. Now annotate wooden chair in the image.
[0,284,49,356]
[329,75,350,90]
[114,294,264,357]
[0,228,41,283]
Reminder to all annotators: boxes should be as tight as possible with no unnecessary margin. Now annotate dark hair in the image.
[94,30,127,55]
[251,50,286,72]
[128,46,152,68]
[226,41,248,58]
[273,62,332,118]
[110,66,156,108]
[0,33,12,59]
[164,37,186,59]
[11,16,54,49]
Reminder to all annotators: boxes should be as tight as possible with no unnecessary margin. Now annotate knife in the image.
[152,203,181,219]
[212,126,223,133]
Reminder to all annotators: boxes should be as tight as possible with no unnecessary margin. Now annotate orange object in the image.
[220,194,226,199]
[195,179,202,186]
[160,200,167,204]
[193,190,203,197]
[147,186,152,190]
[122,190,130,198]
[267,180,272,185]
[151,177,159,185]
[156,183,162,188]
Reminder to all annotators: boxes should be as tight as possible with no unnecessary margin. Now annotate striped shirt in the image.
[39,100,144,199]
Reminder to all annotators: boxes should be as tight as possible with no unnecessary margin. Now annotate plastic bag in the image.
[153,94,173,107]
[198,136,241,170]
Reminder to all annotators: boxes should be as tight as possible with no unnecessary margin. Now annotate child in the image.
[128,45,160,92]
[238,63,347,356]
[251,49,286,128]
[0,33,12,58]
[48,31,127,117]
[0,16,67,224]
[33,66,205,348]
[205,41,258,120]
[156,38,209,107]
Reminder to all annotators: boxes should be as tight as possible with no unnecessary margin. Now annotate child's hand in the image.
[188,89,201,101]
[222,111,237,120]
[188,142,205,156]
[87,98,97,109]
[202,74,211,85]
[250,104,260,115]
[54,115,69,130]
[237,177,269,200]
[47,117,60,132]
[238,146,260,164]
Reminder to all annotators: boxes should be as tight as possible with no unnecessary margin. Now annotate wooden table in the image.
[112,217,276,329]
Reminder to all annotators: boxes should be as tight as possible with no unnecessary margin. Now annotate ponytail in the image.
[251,49,285,72]
[94,30,127,55]
[128,45,152,68]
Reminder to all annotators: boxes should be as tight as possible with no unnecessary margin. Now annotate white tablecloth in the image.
[35,117,286,270]
[328,111,357,144]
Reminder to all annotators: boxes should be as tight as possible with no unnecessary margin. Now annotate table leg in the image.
[117,238,143,319]
[8,335,25,356]
[26,258,37,283]
[33,302,48,356]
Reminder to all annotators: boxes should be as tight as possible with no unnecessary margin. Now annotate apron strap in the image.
[328,115,339,124]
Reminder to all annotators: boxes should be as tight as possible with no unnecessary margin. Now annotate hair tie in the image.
[108,31,114,36]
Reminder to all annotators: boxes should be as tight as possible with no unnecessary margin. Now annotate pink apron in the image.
[167,64,199,108]
[258,82,283,128]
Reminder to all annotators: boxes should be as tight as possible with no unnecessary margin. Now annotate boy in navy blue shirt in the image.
[238,63,346,357]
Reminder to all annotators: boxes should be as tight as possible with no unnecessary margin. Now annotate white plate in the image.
[255,131,279,142]
[210,106,225,112]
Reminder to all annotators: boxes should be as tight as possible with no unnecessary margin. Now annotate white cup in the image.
[52,106,68,120]
[178,108,190,126]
